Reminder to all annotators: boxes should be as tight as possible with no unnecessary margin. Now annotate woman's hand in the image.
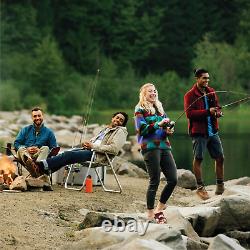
[166,127,174,135]
[158,118,170,127]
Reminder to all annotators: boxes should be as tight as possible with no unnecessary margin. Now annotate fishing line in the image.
[70,69,100,148]
[168,90,250,129]
[221,96,250,109]
[79,69,100,144]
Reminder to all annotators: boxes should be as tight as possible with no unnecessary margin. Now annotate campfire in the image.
[0,154,53,192]
[0,155,16,190]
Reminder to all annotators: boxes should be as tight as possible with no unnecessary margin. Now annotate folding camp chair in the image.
[64,151,122,193]
[4,143,60,183]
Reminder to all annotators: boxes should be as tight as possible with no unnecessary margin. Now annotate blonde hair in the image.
[136,83,164,114]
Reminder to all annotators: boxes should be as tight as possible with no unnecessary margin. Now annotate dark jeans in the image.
[142,149,177,210]
[46,149,93,173]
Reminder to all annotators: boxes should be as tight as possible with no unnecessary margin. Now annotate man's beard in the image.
[34,120,43,127]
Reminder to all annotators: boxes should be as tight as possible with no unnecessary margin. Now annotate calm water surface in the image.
[170,134,250,185]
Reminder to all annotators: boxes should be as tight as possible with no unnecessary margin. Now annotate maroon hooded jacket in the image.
[184,83,220,136]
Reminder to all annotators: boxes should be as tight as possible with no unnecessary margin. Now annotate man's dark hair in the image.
[194,68,208,77]
[112,112,129,126]
[31,107,43,113]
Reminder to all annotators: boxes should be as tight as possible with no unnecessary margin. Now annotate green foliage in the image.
[192,35,245,92]
[30,35,68,112]
[0,1,249,115]
[0,81,21,111]
[1,2,41,53]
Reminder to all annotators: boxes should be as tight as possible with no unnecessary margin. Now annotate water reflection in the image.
[170,134,250,185]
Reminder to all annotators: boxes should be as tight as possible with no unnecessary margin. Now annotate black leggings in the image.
[142,149,177,210]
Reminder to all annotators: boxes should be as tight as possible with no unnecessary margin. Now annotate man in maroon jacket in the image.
[184,68,224,200]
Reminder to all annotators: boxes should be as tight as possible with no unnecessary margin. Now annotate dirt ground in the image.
[0,174,199,250]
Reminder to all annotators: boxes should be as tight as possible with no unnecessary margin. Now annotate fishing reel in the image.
[215,107,223,118]
[161,118,176,129]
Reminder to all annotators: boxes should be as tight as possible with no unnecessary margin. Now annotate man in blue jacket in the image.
[14,107,57,173]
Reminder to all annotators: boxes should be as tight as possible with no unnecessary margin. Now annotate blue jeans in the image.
[46,149,93,173]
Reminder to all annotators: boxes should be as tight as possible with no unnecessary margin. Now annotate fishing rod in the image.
[79,69,100,144]
[166,90,250,129]
[71,69,100,148]
[220,96,250,109]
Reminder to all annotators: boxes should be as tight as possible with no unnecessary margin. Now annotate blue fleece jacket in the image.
[14,124,57,150]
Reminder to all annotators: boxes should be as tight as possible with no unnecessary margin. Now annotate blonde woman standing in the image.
[134,83,177,224]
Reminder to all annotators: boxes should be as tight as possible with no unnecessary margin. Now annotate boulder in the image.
[225,231,250,249]
[62,224,186,250]
[9,176,27,191]
[208,234,245,250]
[204,195,250,233]
[225,177,250,186]
[177,206,221,237]
[176,169,197,189]
[166,208,200,242]
[115,239,172,250]
[182,236,208,250]
[112,156,147,178]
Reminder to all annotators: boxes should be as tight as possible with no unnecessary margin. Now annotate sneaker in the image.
[24,157,44,178]
[215,183,225,195]
[196,186,210,200]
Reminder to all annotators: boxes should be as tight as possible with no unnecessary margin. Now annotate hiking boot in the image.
[24,156,44,178]
[196,186,210,200]
[215,183,225,195]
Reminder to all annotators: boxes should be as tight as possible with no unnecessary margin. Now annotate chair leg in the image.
[64,164,81,190]
[97,153,122,193]
[64,152,96,191]
[50,173,53,185]
[64,152,122,193]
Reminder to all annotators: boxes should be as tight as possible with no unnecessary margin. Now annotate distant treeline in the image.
[0,0,249,115]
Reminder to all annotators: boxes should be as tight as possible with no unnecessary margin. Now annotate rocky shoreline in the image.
[0,110,250,249]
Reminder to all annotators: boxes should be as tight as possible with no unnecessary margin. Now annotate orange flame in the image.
[0,174,3,184]
[0,155,16,175]
[6,173,13,185]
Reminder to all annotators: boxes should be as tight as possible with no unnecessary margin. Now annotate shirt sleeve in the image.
[14,127,26,150]
[48,130,57,149]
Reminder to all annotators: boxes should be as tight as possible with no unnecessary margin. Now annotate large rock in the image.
[166,208,200,242]
[208,234,245,250]
[9,176,27,191]
[182,236,208,250]
[225,177,250,186]
[114,238,173,250]
[225,231,250,249]
[112,156,148,178]
[61,224,186,250]
[204,195,250,233]
[176,169,197,189]
[177,206,221,237]
[225,185,250,198]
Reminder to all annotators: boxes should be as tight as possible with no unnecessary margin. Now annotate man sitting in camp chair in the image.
[14,107,58,178]
[23,112,128,177]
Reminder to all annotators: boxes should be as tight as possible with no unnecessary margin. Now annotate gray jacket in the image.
[91,126,128,163]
